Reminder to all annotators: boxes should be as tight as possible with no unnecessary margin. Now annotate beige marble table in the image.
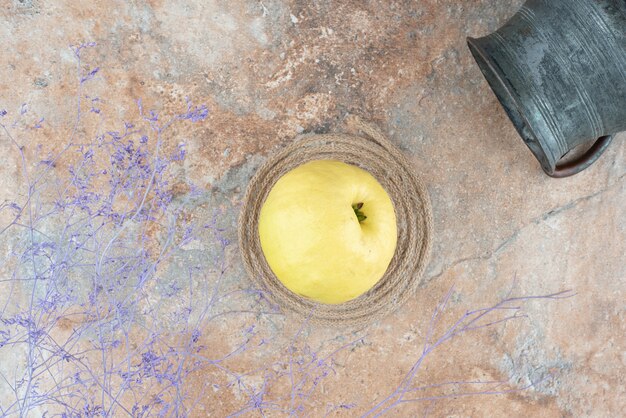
[1,1,623,416]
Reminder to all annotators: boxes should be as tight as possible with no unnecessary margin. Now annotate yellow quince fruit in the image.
[258,160,397,304]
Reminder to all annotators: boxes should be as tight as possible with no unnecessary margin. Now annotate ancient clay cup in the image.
[467,0,626,177]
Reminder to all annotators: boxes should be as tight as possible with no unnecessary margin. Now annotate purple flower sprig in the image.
[0,42,271,417]
[361,287,574,417]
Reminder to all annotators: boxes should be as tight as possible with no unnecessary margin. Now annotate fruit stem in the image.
[352,202,367,223]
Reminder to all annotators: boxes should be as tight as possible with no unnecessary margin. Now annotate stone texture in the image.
[1,0,624,416]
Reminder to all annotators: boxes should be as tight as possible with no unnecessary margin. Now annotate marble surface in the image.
[1,1,624,416]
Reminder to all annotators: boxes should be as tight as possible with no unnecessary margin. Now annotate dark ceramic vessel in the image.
[468,0,626,177]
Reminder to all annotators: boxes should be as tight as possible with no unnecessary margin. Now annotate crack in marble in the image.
[426,173,626,283]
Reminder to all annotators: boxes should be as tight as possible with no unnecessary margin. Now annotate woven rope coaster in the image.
[238,116,433,328]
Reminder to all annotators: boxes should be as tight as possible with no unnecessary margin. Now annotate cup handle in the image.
[548,135,614,178]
